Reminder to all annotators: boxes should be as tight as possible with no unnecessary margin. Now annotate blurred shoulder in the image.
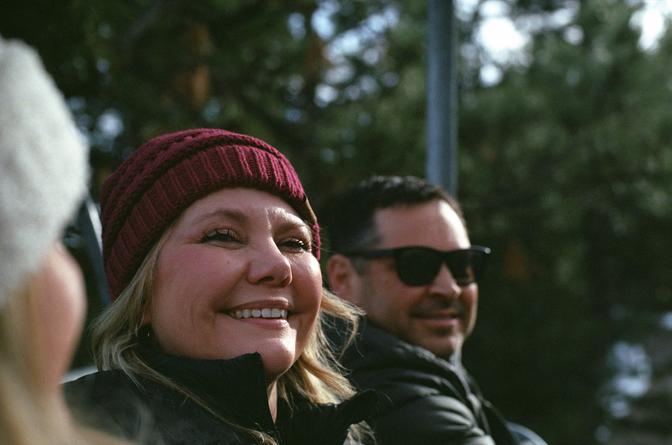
[64,369,139,401]
[64,369,151,440]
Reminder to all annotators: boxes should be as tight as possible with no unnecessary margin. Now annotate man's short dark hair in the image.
[321,175,465,255]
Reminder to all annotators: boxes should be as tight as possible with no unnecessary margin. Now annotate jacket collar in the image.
[137,339,377,445]
[138,341,276,435]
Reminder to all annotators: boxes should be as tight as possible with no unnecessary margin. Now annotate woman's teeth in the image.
[230,308,288,319]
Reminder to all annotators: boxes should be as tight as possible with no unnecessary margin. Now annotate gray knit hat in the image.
[0,36,89,305]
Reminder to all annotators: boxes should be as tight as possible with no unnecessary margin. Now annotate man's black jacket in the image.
[328,318,518,445]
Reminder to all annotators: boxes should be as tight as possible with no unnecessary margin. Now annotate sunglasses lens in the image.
[395,248,486,286]
[395,248,443,286]
[448,251,479,285]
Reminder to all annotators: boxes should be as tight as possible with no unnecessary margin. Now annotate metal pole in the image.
[426,0,457,195]
[77,197,111,306]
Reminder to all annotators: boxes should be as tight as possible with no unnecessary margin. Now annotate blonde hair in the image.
[92,228,366,444]
[0,277,127,445]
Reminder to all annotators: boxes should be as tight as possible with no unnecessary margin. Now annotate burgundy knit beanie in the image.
[100,128,319,301]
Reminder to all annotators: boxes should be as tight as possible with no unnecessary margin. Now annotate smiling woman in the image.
[64,129,375,445]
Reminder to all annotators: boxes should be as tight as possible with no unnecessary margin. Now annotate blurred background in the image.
[2,1,672,443]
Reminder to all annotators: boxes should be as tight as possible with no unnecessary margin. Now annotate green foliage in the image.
[460,1,672,443]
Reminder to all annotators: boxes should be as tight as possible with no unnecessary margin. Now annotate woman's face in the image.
[29,243,87,395]
[145,188,322,381]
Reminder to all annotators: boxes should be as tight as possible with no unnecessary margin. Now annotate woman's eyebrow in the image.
[277,220,310,233]
[190,207,310,235]
[272,215,311,236]
[190,208,248,226]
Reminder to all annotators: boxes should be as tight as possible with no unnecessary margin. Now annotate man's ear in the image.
[326,254,362,305]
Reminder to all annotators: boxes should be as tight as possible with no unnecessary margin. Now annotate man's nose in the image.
[428,263,461,298]
[246,241,292,287]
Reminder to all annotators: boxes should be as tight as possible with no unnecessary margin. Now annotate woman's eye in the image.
[201,229,239,244]
[279,238,310,252]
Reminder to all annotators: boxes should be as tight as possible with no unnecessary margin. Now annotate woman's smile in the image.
[229,308,288,320]
[225,298,292,325]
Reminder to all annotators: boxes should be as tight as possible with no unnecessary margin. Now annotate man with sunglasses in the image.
[323,176,540,445]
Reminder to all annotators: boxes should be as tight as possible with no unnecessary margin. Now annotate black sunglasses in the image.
[343,245,491,287]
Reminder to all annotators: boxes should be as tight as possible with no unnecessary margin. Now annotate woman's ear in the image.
[326,254,363,306]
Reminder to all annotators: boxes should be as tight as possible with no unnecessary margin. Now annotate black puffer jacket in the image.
[64,343,376,445]
[332,319,517,445]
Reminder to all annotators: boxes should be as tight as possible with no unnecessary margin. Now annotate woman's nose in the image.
[246,241,292,287]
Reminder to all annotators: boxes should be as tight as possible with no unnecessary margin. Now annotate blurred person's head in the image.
[92,129,360,429]
[0,35,106,444]
[325,176,490,360]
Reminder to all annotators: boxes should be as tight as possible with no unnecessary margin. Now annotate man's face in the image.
[356,200,478,358]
